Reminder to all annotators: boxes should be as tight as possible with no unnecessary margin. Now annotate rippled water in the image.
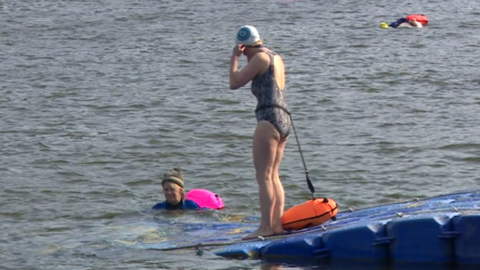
[1,0,480,269]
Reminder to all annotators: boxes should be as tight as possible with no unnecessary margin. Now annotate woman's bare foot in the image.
[242,227,274,240]
[242,227,285,240]
[273,225,285,235]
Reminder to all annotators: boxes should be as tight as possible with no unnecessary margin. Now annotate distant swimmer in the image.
[389,18,423,28]
[379,14,429,29]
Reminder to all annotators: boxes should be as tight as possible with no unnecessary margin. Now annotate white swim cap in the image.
[235,25,261,46]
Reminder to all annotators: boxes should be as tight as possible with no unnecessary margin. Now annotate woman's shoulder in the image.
[258,48,280,58]
[184,199,201,209]
[256,50,283,68]
[152,200,199,210]
[152,201,167,210]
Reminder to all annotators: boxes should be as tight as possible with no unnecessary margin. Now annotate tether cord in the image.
[255,104,316,199]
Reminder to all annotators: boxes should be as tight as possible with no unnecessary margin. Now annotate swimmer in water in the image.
[152,167,201,210]
[380,18,423,29]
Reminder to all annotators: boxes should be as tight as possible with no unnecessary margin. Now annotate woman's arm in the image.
[229,46,267,90]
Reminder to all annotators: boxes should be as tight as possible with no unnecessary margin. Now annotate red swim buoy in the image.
[281,197,338,231]
[406,14,429,26]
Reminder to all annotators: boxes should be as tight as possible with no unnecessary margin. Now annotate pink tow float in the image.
[186,189,225,210]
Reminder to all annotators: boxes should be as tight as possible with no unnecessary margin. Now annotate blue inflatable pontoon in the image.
[214,190,480,268]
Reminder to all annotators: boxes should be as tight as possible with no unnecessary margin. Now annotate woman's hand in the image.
[232,44,245,58]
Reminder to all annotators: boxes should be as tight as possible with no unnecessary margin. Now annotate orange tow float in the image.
[279,107,338,231]
[406,14,429,26]
[282,197,338,231]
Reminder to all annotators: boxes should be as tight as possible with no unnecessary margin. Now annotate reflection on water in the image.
[2,0,480,269]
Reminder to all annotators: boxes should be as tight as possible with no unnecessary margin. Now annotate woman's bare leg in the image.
[242,121,280,240]
[271,137,288,234]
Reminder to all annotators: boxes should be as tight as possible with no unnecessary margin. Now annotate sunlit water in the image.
[1,0,480,269]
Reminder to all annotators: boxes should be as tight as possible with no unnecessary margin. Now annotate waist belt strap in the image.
[255,104,291,116]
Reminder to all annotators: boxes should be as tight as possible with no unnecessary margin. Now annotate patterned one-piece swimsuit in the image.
[251,51,292,139]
